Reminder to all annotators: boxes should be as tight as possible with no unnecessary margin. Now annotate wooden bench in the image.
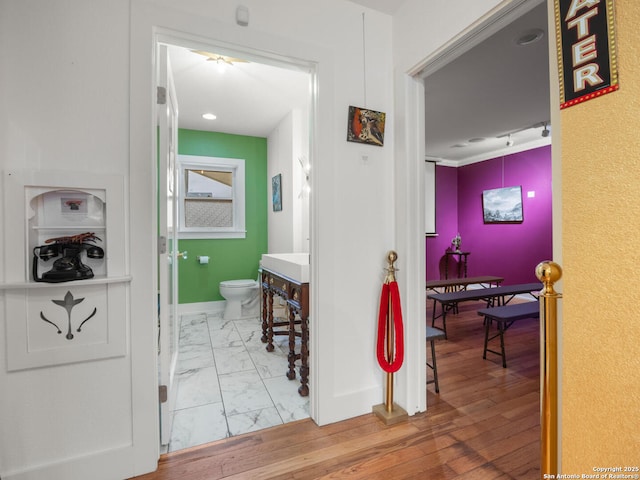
[427,282,542,338]
[477,301,539,368]
[426,275,504,292]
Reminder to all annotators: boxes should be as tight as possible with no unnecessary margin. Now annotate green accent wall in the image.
[177,129,267,303]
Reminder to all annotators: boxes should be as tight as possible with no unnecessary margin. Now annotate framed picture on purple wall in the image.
[482,186,523,223]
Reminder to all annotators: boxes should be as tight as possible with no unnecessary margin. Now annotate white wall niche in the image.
[1,170,130,370]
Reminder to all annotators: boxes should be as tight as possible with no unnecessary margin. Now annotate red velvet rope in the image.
[376,281,405,373]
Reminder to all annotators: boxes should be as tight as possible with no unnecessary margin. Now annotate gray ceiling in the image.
[168,1,551,165]
[423,2,551,163]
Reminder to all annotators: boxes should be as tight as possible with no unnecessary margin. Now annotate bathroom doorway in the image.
[156,36,314,452]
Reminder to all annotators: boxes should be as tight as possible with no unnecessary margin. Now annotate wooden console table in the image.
[444,250,470,279]
[260,268,309,397]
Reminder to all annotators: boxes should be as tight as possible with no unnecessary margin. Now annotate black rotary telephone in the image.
[33,232,104,283]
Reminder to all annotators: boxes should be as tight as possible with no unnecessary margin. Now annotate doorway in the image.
[422,1,552,282]
[157,37,315,452]
[419,0,552,403]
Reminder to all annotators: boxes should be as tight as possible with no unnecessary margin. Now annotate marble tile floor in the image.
[166,310,309,453]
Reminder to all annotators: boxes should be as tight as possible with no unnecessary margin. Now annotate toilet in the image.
[219,279,260,320]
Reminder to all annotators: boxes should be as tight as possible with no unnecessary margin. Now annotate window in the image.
[177,155,246,239]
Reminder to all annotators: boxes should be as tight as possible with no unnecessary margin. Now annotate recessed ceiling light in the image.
[451,143,468,148]
[202,113,217,120]
[468,137,486,143]
[516,29,544,46]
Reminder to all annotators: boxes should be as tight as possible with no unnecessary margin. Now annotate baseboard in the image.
[178,300,225,315]
[3,445,135,480]
[177,300,260,319]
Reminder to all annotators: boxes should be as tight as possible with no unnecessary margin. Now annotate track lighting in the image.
[497,120,550,146]
[541,122,550,137]
[506,134,514,147]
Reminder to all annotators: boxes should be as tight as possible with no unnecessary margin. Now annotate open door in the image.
[157,44,180,446]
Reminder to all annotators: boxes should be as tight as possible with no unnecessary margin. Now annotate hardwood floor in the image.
[131,299,540,479]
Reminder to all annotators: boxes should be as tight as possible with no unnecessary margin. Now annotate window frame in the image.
[177,154,246,239]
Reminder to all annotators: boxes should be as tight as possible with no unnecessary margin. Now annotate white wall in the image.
[292,108,310,254]
[390,0,507,415]
[267,108,310,254]
[268,111,293,253]
[0,0,519,477]
[394,0,504,72]
[130,0,395,426]
[0,1,157,479]
[0,0,394,477]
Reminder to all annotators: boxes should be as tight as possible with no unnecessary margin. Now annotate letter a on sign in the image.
[554,0,619,108]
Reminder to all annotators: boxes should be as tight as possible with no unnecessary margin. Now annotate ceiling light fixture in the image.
[541,122,550,137]
[191,50,249,74]
[506,134,514,147]
[202,113,217,120]
[497,120,550,141]
[209,56,234,66]
[210,56,231,74]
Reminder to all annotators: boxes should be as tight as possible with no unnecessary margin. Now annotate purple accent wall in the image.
[426,146,552,284]
[426,165,458,279]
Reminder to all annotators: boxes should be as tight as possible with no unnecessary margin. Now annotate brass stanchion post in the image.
[373,251,408,425]
[536,261,562,477]
[385,256,394,412]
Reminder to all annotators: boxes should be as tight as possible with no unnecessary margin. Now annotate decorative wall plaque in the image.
[554,0,619,109]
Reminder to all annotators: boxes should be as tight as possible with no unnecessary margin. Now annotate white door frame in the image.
[151,28,320,427]
[396,0,553,415]
[156,43,180,446]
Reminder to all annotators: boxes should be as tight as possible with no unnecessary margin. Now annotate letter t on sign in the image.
[555,0,619,108]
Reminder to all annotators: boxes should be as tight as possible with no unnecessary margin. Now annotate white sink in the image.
[261,253,310,283]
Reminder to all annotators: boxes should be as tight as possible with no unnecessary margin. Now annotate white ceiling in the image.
[167,1,550,165]
[346,0,407,15]
[167,46,311,138]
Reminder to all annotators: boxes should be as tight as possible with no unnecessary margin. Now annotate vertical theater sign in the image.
[555,0,619,108]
